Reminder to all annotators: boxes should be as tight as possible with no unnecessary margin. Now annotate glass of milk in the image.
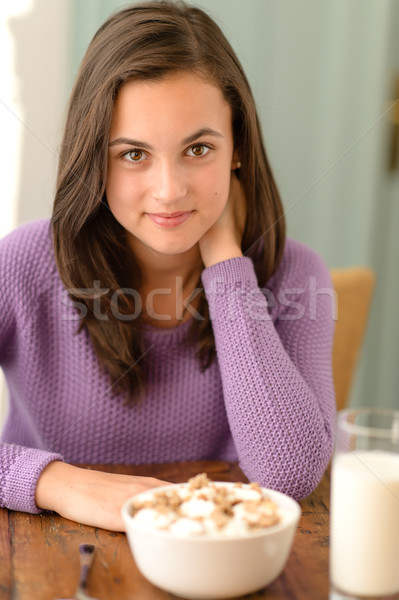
[330,408,399,598]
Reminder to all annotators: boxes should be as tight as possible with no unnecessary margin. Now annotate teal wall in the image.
[69,0,389,263]
[69,0,399,410]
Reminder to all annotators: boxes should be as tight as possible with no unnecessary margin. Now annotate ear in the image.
[231,149,242,171]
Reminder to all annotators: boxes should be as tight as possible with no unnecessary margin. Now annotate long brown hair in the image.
[52,0,286,401]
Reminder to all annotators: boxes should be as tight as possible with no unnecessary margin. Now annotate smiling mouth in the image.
[146,211,194,228]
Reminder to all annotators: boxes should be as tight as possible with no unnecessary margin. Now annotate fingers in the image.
[38,465,172,530]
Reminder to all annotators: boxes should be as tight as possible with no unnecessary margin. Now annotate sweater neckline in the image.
[142,316,193,347]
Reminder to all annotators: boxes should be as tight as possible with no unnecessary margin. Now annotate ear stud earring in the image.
[235,161,242,169]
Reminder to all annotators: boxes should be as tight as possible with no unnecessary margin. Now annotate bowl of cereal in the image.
[121,473,301,599]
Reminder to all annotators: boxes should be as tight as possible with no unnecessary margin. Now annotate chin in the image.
[127,225,204,259]
[148,239,199,256]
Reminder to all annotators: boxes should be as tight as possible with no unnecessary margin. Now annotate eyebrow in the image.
[108,127,224,149]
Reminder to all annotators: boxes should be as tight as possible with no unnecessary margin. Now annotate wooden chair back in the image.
[330,267,376,411]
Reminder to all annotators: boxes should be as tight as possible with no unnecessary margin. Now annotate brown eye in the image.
[187,144,210,158]
[192,145,204,156]
[127,150,143,161]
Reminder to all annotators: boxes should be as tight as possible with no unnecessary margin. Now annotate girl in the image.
[0,1,335,531]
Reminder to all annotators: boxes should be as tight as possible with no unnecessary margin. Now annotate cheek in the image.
[106,169,139,213]
[105,168,120,207]
[195,156,231,195]
[197,169,230,218]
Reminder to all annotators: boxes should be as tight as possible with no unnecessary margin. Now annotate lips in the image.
[146,211,194,228]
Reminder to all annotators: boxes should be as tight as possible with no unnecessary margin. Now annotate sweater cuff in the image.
[201,256,258,289]
[201,256,271,325]
[4,448,63,514]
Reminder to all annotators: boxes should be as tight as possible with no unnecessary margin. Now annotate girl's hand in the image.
[35,461,168,531]
[199,172,247,267]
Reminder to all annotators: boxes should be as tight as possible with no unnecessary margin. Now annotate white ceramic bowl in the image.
[122,482,301,599]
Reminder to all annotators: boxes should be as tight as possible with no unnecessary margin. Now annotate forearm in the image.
[216,311,333,493]
[202,256,336,498]
[200,238,242,267]
[35,460,79,511]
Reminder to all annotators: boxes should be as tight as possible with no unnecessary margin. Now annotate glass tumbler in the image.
[330,408,399,598]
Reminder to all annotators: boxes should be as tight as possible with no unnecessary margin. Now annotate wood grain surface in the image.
[0,461,331,600]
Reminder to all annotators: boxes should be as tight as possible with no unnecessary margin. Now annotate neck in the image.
[133,242,202,287]
[127,238,204,328]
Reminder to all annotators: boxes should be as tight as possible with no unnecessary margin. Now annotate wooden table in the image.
[0,461,331,600]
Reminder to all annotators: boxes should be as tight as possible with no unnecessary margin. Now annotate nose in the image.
[151,159,187,204]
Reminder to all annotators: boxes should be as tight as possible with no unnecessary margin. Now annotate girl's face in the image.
[106,72,236,260]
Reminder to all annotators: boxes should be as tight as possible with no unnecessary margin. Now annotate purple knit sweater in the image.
[0,220,336,514]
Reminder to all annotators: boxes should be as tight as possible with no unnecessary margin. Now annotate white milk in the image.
[330,451,399,596]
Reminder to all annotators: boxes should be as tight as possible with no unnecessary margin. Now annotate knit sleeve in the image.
[0,220,54,358]
[0,444,63,513]
[201,242,336,500]
[0,221,63,513]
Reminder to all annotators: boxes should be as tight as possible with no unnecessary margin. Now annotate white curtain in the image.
[0,0,70,426]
